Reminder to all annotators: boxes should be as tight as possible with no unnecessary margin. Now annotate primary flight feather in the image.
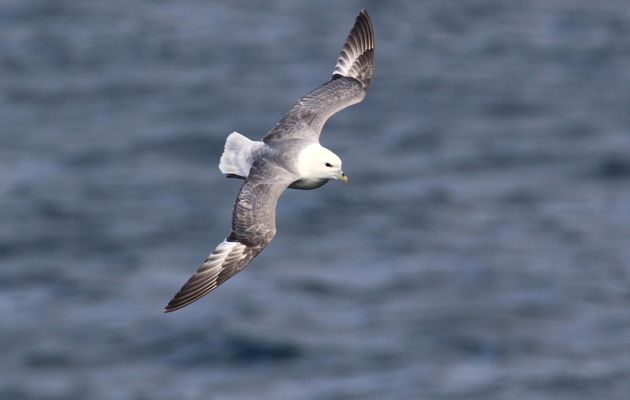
[164,9,374,312]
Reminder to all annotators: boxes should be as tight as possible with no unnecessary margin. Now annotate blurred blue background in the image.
[2,1,630,399]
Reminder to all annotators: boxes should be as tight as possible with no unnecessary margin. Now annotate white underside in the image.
[289,177,328,190]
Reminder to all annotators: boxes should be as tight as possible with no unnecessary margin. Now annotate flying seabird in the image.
[164,9,374,312]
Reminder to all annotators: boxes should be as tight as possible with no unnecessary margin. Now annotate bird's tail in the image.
[219,131,264,179]
[332,9,374,88]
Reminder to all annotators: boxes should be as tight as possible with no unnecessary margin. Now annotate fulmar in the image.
[164,9,374,312]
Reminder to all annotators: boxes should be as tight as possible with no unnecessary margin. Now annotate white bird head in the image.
[296,143,349,184]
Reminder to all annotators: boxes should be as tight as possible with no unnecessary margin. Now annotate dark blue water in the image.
[2,1,630,399]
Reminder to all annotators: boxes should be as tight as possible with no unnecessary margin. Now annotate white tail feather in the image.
[219,131,264,178]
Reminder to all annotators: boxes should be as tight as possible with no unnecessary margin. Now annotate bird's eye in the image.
[325,162,333,168]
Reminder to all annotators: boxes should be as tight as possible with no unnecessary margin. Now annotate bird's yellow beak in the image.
[338,172,349,184]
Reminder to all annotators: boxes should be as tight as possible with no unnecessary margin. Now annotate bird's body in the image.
[164,9,374,312]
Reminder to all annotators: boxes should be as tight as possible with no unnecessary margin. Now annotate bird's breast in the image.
[288,178,329,190]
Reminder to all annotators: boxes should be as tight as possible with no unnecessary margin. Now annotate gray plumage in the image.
[164,9,374,312]
[264,11,374,142]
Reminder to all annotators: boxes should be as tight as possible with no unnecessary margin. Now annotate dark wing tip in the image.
[163,300,195,313]
[162,264,224,313]
[332,9,375,88]
[162,239,251,313]
[162,288,204,313]
[163,297,189,313]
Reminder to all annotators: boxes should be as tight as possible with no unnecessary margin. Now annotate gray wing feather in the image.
[164,162,294,312]
[263,9,374,142]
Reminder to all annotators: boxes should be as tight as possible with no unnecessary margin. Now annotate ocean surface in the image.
[2,1,630,399]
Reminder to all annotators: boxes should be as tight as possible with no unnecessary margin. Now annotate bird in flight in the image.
[164,9,374,312]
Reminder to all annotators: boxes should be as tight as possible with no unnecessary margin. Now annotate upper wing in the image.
[164,162,295,312]
[263,9,374,143]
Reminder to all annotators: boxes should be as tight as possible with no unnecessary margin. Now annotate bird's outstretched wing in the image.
[164,163,294,312]
[263,9,374,143]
